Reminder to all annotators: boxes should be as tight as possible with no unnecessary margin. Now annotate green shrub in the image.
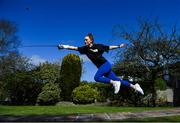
[80,81,113,102]
[4,72,42,105]
[60,54,82,101]
[88,82,112,102]
[155,78,167,90]
[38,62,61,83]
[37,82,61,105]
[72,85,99,104]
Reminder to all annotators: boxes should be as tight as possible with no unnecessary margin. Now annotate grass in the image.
[0,105,176,116]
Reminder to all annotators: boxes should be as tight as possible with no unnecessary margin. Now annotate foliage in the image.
[0,80,6,100]
[109,83,145,106]
[0,19,20,55]
[113,61,148,80]
[36,62,61,83]
[59,54,82,101]
[91,83,112,102]
[112,61,151,106]
[72,85,99,104]
[112,18,180,106]
[37,82,61,105]
[80,81,144,106]
[155,78,167,90]
[0,19,36,103]
[0,53,33,77]
[4,71,42,105]
[80,82,113,102]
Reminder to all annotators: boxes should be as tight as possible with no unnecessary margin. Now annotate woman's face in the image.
[84,36,93,46]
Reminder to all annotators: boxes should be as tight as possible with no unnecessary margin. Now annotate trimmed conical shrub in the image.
[60,54,82,101]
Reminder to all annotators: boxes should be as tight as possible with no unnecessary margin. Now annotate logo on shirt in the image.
[90,49,98,52]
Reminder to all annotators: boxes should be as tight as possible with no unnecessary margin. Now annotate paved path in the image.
[0,108,180,122]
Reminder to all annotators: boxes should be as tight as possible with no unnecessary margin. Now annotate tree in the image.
[0,52,32,76]
[0,19,23,77]
[113,60,148,80]
[168,62,180,106]
[0,53,34,101]
[59,54,82,101]
[0,19,44,104]
[34,62,61,105]
[4,71,42,105]
[0,19,22,100]
[36,62,61,83]
[0,19,20,56]
[112,61,151,106]
[112,18,180,106]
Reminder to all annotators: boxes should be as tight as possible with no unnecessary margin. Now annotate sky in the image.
[1,0,180,82]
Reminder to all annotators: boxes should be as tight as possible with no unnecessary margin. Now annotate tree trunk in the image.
[151,69,158,107]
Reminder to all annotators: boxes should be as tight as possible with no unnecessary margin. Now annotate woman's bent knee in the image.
[94,75,99,82]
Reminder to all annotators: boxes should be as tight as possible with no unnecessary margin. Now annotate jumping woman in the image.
[58,33,144,95]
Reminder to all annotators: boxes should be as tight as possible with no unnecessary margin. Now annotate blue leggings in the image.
[94,61,130,87]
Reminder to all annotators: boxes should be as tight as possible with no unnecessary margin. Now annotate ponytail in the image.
[87,33,94,43]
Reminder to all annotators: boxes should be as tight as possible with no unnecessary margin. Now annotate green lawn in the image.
[0,105,175,116]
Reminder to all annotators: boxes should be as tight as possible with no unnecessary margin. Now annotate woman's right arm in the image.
[58,44,78,50]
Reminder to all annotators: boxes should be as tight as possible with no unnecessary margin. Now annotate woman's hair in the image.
[87,33,94,43]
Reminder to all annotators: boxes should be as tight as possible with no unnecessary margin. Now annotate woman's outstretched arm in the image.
[109,43,127,50]
[58,44,78,50]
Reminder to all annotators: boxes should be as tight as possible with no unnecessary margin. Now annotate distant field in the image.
[0,105,175,116]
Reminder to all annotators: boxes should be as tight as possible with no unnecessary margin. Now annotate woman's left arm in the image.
[109,43,127,50]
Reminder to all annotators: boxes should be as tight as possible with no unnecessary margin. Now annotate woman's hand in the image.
[58,44,70,49]
[57,44,78,50]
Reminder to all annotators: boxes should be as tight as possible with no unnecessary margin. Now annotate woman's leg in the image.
[106,71,131,87]
[106,71,144,95]
[94,62,111,84]
[94,61,144,95]
[94,61,121,94]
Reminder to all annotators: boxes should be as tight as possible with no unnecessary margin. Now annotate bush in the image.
[38,62,61,83]
[72,85,99,104]
[88,82,113,102]
[60,54,82,101]
[155,78,167,90]
[37,82,61,105]
[4,72,42,105]
[80,81,113,102]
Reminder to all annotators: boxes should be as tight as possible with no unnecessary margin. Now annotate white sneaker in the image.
[112,81,121,94]
[134,83,144,95]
